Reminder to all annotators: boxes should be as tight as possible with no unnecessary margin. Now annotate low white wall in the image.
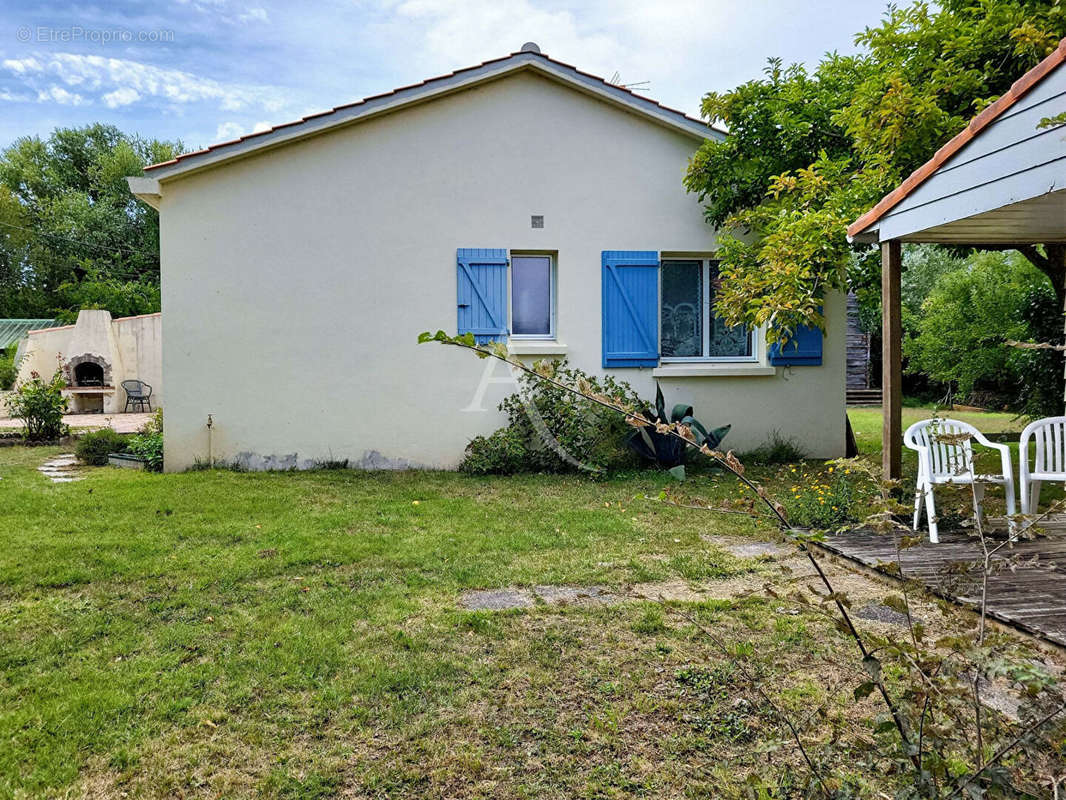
[156,71,845,471]
[114,313,163,408]
[16,325,72,381]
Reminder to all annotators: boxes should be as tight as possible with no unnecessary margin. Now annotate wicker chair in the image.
[122,380,153,412]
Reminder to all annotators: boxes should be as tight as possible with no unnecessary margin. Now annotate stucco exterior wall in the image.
[17,325,72,379]
[114,313,163,407]
[156,71,845,471]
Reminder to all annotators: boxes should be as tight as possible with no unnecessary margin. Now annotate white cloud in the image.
[215,121,247,140]
[239,7,270,23]
[2,56,41,75]
[214,119,272,141]
[36,85,85,105]
[367,0,856,117]
[102,87,141,108]
[369,0,742,115]
[0,89,33,103]
[2,52,289,114]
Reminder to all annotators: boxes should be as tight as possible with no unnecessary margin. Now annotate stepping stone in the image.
[533,585,617,606]
[856,603,919,627]
[37,455,82,483]
[461,588,534,610]
[723,541,790,558]
[977,679,1021,722]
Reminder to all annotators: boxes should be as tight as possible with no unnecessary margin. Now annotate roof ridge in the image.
[144,50,720,174]
[849,37,1066,238]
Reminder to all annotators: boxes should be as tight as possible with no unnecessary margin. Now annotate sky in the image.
[0,0,892,154]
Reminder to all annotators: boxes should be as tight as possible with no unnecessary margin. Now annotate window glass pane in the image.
[708,262,753,358]
[661,261,702,357]
[512,256,551,336]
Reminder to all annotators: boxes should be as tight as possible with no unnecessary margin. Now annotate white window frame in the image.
[508,252,556,341]
[660,258,759,364]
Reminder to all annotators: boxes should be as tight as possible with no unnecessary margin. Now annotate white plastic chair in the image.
[904,418,1016,543]
[1019,416,1066,515]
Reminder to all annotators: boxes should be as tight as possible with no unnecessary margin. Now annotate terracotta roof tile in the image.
[848,38,1066,238]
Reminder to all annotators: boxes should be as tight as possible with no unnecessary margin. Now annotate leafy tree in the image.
[905,251,1061,415]
[53,267,162,324]
[0,124,181,319]
[684,0,1065,338]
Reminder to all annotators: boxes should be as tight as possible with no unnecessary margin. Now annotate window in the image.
[660,259,754,361]
[511,254,554,338]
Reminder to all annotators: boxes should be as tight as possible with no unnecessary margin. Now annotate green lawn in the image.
[847,404,1025,457]
[0,444,1057,798]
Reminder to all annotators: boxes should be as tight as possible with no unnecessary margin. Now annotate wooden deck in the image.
[818,523,1066,648]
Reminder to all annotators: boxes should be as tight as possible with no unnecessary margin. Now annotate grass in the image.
[0,444,1059,797]
[847,403,1025,458]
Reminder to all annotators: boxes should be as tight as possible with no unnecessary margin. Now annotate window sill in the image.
[652,363,776,378]
[507,340,568,356]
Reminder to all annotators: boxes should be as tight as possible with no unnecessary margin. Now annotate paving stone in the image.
[856,603,918,627]
[533,585,617,606]
[38,455,82,483]
[460,588,534,610]
[723,541,790,559]
[978,679,1022,722]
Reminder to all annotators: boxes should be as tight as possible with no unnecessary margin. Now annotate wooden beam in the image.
[882,240,902,481]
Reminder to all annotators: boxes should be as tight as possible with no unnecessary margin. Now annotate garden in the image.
[2,342,1064,798]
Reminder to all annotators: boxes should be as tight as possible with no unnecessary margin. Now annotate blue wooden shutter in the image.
[769,324,823,366]
[602,251,659,368]
[457,248,508,343]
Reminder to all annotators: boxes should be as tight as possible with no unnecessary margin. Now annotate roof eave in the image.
[127,177,161,209]
[142,52,722,183]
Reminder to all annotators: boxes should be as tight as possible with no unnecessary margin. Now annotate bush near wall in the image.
[127,409,163,471]
[460,361,643,475]
[75,429,129,465]
[4,370,67,441]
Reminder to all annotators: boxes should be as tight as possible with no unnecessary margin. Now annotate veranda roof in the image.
[849,38,1066,245]
[0,319,62,349]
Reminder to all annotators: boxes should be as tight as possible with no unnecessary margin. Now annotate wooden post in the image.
[882,240,902,481]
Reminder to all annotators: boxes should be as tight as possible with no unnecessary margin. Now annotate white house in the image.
[129,44,845,472]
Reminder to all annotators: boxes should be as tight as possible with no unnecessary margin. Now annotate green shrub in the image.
[741,430,807,465]
[3,369,67,440]
[0,348,18,391]
[127,408,163,471]
[459,361,643,475]
[128,431,163,471]
[624,383,730,478]
[139,407,163,435]
[460,426,529,475]
[76,428,128,465]
[905,250,1061,416]
[784,464,858,529]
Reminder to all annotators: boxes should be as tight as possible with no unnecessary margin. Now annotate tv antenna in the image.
[609,71,650,92]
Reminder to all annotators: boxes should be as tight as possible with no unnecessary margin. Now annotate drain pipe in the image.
[206,414,214,468]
